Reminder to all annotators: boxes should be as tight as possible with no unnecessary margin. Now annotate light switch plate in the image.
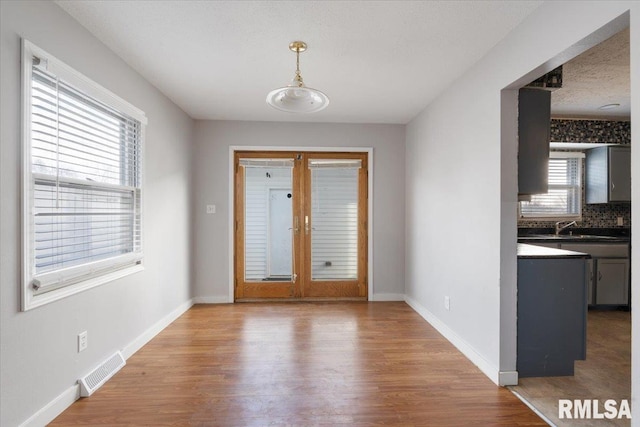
[206,205,216,214]
[617,217,624,226]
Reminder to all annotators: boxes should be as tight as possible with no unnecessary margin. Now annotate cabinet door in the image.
[609,147,631,201]
[595,259,629,305]
[518,88,550,195]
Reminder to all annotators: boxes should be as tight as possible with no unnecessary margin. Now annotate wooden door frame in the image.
[228,146,374,302]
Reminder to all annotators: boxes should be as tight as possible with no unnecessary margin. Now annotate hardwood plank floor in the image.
[510,310,631,427]
[51,302,544,426]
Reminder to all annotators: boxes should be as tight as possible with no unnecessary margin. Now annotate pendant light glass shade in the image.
[266,41,329,113]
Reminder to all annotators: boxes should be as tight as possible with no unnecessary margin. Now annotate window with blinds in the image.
[519,153,582,219]
[22,40,146,310]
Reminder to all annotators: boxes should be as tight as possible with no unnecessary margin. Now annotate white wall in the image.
[192,121,405,302]
[405,0,638,394]
[0,2,194,426]
[631,4,640,424]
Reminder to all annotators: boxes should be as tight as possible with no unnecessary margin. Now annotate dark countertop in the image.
[518,234,630,244]
[517,243,591,259]
[518,227,630,244]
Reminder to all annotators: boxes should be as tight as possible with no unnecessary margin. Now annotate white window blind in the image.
[520,153,582,219]
[23,40,146,309]
[310,160,360,281]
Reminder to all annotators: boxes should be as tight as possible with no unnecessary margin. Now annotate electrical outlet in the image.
[78,331,88,352]
[444,296,450,311]
[206,204,216,214]
[617,217,624,226]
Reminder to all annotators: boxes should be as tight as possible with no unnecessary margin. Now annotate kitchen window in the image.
[22,40,147,310]
[519,152,583,220]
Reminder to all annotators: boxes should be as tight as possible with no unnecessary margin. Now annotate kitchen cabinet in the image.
[557,243,629,307]
[518,88,550,196]
[595,258,629,305]
[517,244,588,377]
[585,145,631,203]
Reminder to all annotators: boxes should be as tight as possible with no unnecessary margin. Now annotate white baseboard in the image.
[19,385,79,427]
[122,298,194,359]
[371,293,405,301]
[404,295,500,385]
[20,299,194,427]
[499,370,518,386]
[192,295,232,304]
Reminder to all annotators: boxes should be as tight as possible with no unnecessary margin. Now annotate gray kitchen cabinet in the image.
[518,88,550,196]
[585,145,631,203]
[595,258,629,305]
[560,242,629,307]
[517,246,588,377]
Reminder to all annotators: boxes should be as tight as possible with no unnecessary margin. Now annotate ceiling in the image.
[53,1,631,124]
[550,28,630,120]
[55,0,543,124]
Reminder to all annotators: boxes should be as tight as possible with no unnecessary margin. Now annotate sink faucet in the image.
[555,220,577,235]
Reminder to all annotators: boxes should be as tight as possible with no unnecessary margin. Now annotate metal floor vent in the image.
[78,351,126,397]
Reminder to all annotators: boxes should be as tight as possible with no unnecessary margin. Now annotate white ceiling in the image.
[55,0,543,124]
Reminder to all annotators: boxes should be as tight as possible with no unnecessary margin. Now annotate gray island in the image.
[517,243,590,377]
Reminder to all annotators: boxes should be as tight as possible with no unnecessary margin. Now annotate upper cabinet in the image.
[585,145,631,204]
[518,88,551,196]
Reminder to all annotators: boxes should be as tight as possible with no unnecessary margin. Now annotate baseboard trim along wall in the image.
[122,299,194,359]
[498,370,518,386]
[192,296,232,304]
[20,299,195,427]
[195,295,404,303]
[404,295,500,385]
[372,293,405,301]
[19,385,80,427]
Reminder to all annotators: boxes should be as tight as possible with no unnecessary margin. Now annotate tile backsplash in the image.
[519,119,632,229]
[550,119,630,144]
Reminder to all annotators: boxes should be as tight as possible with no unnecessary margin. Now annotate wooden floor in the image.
[511,310,631,427]
[51,302,544,426]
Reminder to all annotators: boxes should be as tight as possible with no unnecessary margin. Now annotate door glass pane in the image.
[309,159,360,281]
[242,160,293,282]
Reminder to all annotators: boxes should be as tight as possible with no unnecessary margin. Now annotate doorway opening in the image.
[502,12,632,426]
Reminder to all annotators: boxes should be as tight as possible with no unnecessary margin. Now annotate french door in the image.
[234,151,368,300]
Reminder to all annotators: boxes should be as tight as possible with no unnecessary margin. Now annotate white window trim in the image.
[518,151,585,221]
[21,40,147,311]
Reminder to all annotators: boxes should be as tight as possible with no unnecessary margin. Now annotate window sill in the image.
[22,263,144,311]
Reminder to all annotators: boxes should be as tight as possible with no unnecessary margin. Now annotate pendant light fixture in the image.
[266,41,329,113]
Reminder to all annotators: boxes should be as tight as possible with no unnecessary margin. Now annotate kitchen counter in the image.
[517,243,591,259]
[519,234,629,244]
[518,227,630,244]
